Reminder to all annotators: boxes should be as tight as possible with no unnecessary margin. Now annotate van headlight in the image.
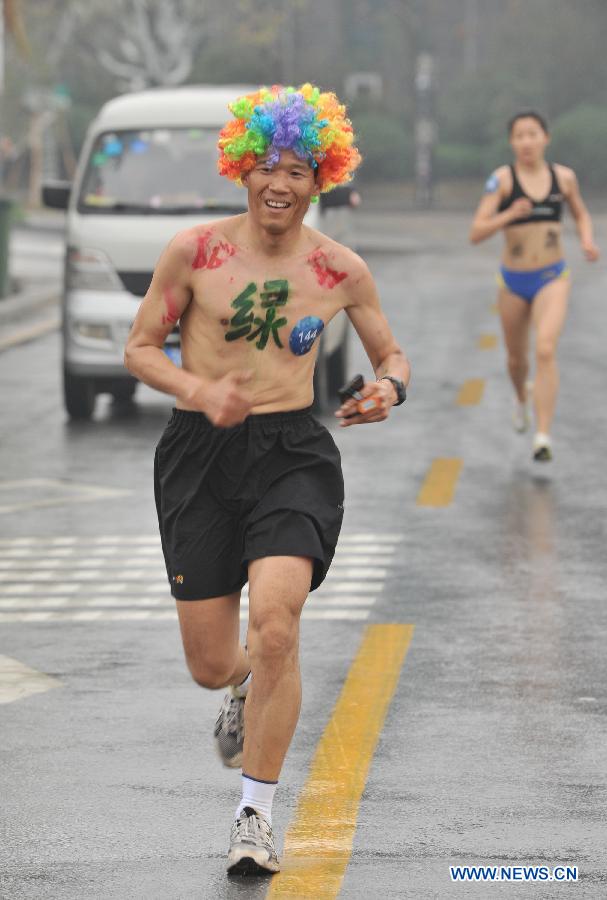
[73,322,112,341]
[66,247,123,292]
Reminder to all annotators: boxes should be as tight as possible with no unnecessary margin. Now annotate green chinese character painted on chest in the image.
[248,279,289,349]
[260,279,289,309]
[247,305,288,350]
[225,282,256,342]
[225,279,289,349]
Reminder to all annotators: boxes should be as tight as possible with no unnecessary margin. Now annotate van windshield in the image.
[77,127,247,214]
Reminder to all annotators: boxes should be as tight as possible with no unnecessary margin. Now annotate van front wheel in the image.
[325,337,349,403]
[110,380,137,403]
[64,369,96,420]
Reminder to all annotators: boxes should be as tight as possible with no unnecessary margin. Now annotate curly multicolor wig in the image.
[217,83,362,195]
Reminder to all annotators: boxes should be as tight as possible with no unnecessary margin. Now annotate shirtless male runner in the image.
[124,83,410,876]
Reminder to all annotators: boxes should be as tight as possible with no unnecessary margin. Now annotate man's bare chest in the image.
[190,247,349,357]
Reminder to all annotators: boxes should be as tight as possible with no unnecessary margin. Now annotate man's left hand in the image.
[335,378,397,427]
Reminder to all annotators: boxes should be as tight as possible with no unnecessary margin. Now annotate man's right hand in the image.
[181,371,254,427]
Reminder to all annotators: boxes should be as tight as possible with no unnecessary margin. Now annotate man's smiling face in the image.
[243,150,318,234]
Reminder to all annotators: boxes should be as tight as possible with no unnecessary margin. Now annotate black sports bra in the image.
[498,164,563,226]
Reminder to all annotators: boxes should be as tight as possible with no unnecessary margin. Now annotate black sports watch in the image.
[379,375,407,406]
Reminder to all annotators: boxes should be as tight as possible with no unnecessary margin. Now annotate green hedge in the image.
[354,111,413,181]
[435,143,485,179]
[436,103,607,184]
[549,104,607,186]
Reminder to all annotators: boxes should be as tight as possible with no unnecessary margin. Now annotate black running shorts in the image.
[154,406,344,600]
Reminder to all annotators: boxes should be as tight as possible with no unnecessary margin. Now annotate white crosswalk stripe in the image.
[0,534,401,546]
[0,533,400,623]
[0,554,394,568]
[0,609,371,623]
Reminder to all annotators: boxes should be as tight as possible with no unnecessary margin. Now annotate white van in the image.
[43,86,356,419]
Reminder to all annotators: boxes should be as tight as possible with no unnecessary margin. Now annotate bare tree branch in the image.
[56,0,206,91]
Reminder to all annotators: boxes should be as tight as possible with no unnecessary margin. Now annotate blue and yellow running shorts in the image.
[498,260,569,304]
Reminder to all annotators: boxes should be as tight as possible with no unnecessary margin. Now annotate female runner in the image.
[470,111,599,461]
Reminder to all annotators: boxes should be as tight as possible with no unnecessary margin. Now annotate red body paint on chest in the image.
[308,249,348,289]
[162,288,180,326]
[192,230,236,270]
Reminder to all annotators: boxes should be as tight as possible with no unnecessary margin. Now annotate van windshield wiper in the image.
[82,201,247,215]
[195,202,247,213]
[150,203,247,214]
[80,201,157,214]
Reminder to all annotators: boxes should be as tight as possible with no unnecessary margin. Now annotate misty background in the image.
[2,0,607,208]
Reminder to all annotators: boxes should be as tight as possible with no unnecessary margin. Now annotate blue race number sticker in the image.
[289,316,325,356]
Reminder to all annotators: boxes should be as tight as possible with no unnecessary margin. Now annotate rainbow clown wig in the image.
[217,83,362,197]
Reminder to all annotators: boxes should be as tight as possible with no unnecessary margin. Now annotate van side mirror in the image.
[42,181,71,210]
[319,186,361,210]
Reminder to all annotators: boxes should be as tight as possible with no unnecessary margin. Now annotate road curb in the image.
[356,238,422,255]
[0,314,60,352]
[0,285,60,329]
[14,211,66,234]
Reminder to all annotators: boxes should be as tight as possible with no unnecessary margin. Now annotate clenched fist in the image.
[183,371,254,427]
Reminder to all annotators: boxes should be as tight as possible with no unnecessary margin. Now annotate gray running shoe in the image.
[214,688,245,768]
[227,807,280,876]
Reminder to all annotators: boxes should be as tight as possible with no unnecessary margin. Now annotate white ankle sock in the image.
[235,774,278,825]
[232,670,251,699]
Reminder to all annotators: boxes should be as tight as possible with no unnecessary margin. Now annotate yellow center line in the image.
[477,334,498,350]
[416,458,463,507]
[267,623,414,899]
[457,378,485,406]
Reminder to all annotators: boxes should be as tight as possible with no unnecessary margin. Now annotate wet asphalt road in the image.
[1,212,607,899]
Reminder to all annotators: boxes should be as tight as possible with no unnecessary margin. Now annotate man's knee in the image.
[185,653,236,690]
[248,611,298,664]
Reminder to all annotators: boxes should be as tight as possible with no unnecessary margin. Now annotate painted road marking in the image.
[417,458,463,507]
[0,542,395,563]
[477,334,498,350]
[4,569,164,581]
[0,596,171,609]
[0,583,81,595]
[0,478,130,515]
[0,568,387,583]
[0,534,403,546]
[0,582,383,598]
[0,533,399,624]
[0,655,62,704]
[0,594,378,611]
[0,558,118,569]
[3,571,107,581]
[267,623,414,898]
[0,609,371,623]
[457,378,485,406]
[0,554,394,569]
[0,315,59,353]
